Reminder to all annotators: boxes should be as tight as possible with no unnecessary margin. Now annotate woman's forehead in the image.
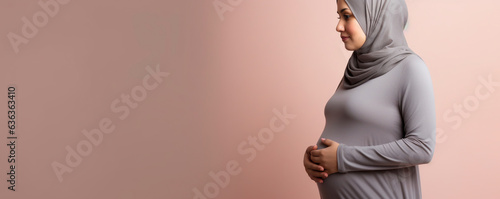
[337,0,351,11]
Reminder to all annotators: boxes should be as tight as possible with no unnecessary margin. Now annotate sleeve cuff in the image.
[337,143,348,173]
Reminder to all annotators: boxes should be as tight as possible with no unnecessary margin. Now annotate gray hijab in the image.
[341,0,418,89]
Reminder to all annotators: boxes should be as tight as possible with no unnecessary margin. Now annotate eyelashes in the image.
[337,15,351,20]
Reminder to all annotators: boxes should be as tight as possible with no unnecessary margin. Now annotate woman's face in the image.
[336,0,366,51]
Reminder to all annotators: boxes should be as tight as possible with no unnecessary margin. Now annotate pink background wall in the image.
[1,0,499,198]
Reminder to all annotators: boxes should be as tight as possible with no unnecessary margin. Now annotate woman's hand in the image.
[303,145,329,183]
[310,138,340,175]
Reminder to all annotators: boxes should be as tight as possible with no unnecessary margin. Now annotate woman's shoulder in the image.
[400,53,427,68]
[398,54,431,80]
[394,53,434,96]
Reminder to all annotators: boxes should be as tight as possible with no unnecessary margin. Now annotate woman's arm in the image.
[312,60,436,174]
[338,60,436,173]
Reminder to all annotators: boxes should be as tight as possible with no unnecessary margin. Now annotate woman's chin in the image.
[343,44,353,51]
[343,44,360,51]
[344,47,354,51]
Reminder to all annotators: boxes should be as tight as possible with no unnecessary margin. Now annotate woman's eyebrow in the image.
[337,8,349,14]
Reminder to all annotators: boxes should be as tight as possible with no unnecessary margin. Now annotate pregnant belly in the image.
[317,169,403,199]
[316,167,420,199]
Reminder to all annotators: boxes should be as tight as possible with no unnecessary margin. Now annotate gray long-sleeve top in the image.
[315,54,436,199]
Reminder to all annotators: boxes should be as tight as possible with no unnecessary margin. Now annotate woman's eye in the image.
[337,15,350,20]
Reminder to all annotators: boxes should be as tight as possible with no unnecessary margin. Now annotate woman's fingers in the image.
[307,173,324,183]
[310,149,321,157]
[304,145,327,183]
[305,152,325,169]
[305,161,325,171]
[304,145,319,166]
[307,168,328,178]
[310,154,322,164]
[305,145,317,155]
[304,146,313,166]
[321,137,334,146]
[309,175,324,183]
[306,168,329,181]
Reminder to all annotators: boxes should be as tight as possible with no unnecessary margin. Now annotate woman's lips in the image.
[341,36,349,41]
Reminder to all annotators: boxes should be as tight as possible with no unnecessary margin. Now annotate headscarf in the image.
[341,0,418,89]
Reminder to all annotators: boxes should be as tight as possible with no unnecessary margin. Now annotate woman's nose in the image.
[336,21,344,32]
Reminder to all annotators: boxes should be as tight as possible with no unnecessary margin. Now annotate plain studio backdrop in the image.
[1,0,499,198]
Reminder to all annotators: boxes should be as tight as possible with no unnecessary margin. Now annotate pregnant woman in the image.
[302,0,436,198]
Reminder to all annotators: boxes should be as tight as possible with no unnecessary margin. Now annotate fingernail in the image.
[321,138,325,141]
